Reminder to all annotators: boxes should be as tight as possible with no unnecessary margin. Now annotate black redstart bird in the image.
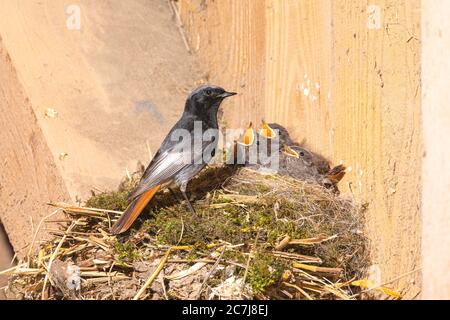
[111,85,237,235]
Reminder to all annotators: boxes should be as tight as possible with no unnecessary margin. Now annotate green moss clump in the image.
[114,241,140,264]
[86,178,136,211]
[248,253,286,294]
[222,250,248,266]
[140,196,317,249]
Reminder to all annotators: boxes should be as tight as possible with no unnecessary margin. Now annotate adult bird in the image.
[111,85,237,235]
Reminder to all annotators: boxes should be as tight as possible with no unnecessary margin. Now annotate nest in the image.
[3,165,381,300]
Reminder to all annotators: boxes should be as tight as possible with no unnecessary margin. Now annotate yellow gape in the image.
[259,120,276,139]
[238,122,255,146]
[282,145,300,158]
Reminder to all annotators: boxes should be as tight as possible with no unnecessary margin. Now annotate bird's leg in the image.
[180,183,199,220]
[181,191,199,220]
[168,187,181,203]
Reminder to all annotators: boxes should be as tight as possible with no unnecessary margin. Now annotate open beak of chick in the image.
[259,120,277,139]
[237,122,255,146]
[282,144,300,158]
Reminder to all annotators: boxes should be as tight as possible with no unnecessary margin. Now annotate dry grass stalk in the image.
[134,248,172,300]
[292,263,343,275]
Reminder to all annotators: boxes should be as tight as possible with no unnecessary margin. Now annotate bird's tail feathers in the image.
[110,185,161,235]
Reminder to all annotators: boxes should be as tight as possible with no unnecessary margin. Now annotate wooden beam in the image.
[422,0,450,300]
[332,0,421,297]
[0,38,69,257]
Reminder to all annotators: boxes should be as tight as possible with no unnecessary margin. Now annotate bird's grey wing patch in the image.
[130,137,218,200]
[130,145,190,200]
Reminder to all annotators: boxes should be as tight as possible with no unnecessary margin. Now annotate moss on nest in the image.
[248,253,286,294]
[6,165,372,300]
[114,241,140,265]
[123,166,369,283]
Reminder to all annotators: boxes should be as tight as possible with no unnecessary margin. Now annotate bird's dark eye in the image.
[205,89,212,96]
[300,151,305,157]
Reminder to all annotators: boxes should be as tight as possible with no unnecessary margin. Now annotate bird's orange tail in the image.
[110,185,161,235]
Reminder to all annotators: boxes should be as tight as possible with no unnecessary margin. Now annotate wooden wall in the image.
[0,0,201,202]
[0,38,69,257]
[422,0,450,300]
[179,0,422,297]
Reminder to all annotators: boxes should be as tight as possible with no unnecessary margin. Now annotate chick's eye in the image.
[205,89,212,95]
[300,151,305,157]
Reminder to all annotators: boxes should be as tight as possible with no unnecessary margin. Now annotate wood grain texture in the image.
[0,0,202,257]
[266,0,337,159]
[0,38,69,258]
[180,0,421,296]
[332,0,421,297]
[179,0,266,128]
[422,0,450,300]
[0,0,202,200]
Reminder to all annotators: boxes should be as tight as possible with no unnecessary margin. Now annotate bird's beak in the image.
[219,91,237,98]
[282,145,300,158]
[237,122,255,146]
[259,120,276,139]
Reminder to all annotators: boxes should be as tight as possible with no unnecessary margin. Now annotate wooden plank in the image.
[332,0,421,296]
[0,38,69,257]
[264,0,334,156]
[0,0,203,258]
[422,0,450,299]
[179,0,266,128]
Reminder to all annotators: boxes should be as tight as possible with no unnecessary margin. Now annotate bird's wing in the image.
[327,165,346,183]
[130,137,217,200]
[130,146,188,200]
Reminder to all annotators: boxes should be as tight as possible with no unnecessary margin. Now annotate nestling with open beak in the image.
[255,121,347,192]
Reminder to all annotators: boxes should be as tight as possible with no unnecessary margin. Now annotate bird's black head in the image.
[185,85,237,116]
